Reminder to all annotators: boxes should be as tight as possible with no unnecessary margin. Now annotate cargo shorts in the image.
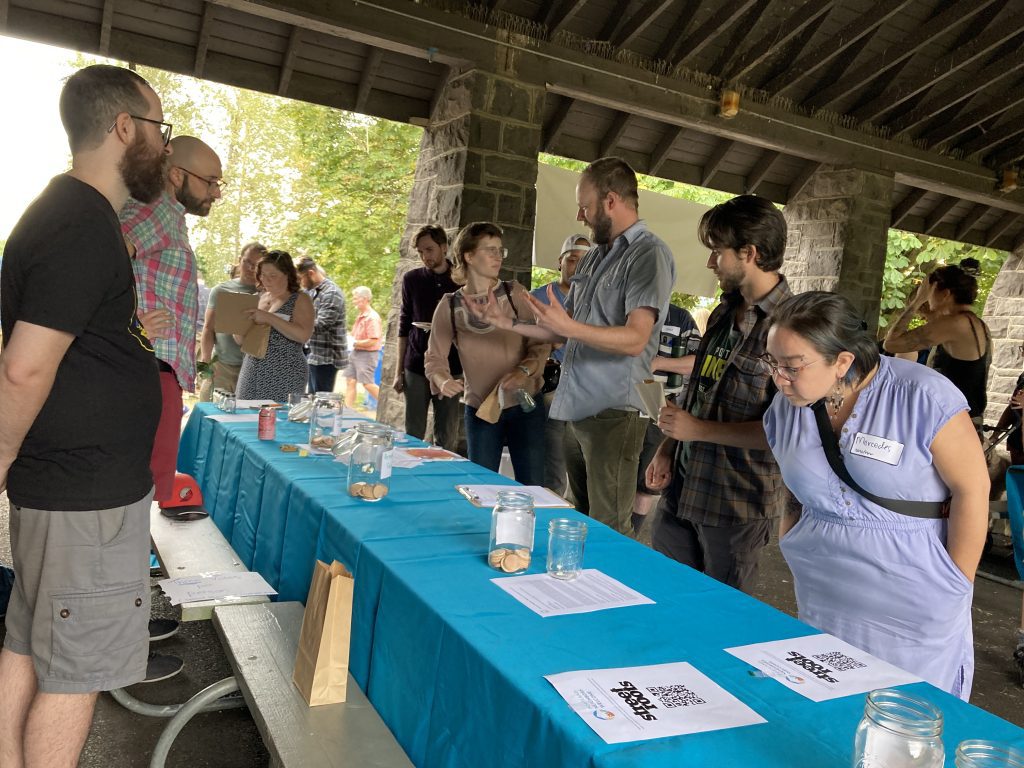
[4,490,154,693]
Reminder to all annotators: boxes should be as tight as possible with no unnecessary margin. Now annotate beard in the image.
[588,209,613,245]
[716,263,745,293]
[120,133,166,204]
[174,178,212,216]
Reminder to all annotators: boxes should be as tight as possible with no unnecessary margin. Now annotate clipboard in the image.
[214,291,260,335]
[454,484,573,508]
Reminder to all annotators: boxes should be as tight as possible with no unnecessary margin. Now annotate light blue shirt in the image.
[549,220,675,421]
[530,281,567,362]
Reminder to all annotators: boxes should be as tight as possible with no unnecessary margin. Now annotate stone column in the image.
[782,166,895,334]
[982,242,1024,425]
[376,68,545,431]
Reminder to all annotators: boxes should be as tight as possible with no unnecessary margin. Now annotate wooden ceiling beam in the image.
[0,0,8,31]
[670,0,759,69]
[722,0,835,83]
[806,0,999,110]
[543,97,575,152]
[710,0,771,78]
[610,0,676,50]
[745,150,781,194]
[701,139,737,186]
[854,16,1024,124]
[984,212,1020,246]
[99,0,115,57]
[655,0,701,62]
[954,204,991,241]
[959,114,1024,158]
[752,12,827,90]
[648,126,684,176]
[599,112,632,157]
[765,0,912,94]
[542,0,590,37]
[277,26,302,97]
[891,188,928,228]
[193,2,216,79]
[354,47,384,114]
[923,196,959,234]
[990,142,1024,171]
[787,160,822,202]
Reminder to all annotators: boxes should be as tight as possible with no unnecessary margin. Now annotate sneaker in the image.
[141,652,184,684]
[148,618,180,642]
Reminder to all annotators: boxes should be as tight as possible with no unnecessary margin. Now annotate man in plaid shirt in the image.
[121,135,223,505]
[297,257,348,393]
[646,195,790,593]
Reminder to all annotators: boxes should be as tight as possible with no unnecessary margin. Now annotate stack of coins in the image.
[487,547,531,573]
[311,435,335,449]
[348,481,389,500]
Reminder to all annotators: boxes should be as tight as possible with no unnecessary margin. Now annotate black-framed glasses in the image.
[475,245,508,260]
[176,166,227,192]
[757,353,822,382]
[107,114,173,146]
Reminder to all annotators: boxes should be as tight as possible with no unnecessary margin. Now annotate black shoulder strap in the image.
[449,292,458,343]
[811,399,948,519]
[502,281,520,321]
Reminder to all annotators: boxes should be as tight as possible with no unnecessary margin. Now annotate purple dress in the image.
[763,356,974,699]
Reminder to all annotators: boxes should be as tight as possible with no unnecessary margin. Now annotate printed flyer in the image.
[545,662,765,744]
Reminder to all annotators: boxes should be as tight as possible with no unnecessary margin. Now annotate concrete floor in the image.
[1,494,1021,767]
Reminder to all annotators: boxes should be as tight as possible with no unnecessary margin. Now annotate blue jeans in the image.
[464,402,546,486]
[308,364,338,394]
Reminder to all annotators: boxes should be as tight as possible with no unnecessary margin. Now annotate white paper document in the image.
[392,447,468,469]
[491,569,654,617]
[546,662,765,744]
[158,571,277,605]
[456,484,572,507]
[233,399,280,409]
[204,413,260,423]
[724,633,921,702]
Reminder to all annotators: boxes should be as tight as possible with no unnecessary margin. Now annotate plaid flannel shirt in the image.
[120,192,197,391]
[673,274,792,526]
[306,278,348,367]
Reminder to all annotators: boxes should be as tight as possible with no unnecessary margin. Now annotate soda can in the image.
[258,405,277,441]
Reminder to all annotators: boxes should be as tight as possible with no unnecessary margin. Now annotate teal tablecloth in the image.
[179,403,1024,767]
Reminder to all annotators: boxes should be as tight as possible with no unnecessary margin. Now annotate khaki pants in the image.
[563,409,646,536]
[199,361,242,401]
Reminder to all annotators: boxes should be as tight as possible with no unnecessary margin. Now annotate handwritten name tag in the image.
[850,433,904,466]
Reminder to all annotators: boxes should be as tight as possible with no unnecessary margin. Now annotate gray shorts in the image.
[343,349,379,384]
[4,490,154,693]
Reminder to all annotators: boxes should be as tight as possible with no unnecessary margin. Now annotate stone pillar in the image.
[782,166,895,333]
[982,243,1024,425]
[376,68,545,431]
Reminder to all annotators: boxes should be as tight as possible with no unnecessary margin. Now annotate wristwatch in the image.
[516,365,532,377]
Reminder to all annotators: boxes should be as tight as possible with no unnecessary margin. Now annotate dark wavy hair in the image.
[698,194,787,273]
[256,250,300,293]
[60,64,152,153]
[928,258,980,305]
[450,221,503,286]
[768,292,879,387]
[414,224,448,248]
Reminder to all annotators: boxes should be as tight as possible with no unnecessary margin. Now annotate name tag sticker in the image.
[850,433,904,466]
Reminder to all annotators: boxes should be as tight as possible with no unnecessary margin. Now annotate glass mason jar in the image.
[488,491,535,574]
[852,689,944,768]
[546,518,588,580]
[346,423,394,501]
[955,741,1024,768]
[308,392,344,453]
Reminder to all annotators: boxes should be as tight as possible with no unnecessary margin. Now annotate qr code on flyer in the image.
[646,684,706,708]
[812,651,866,672]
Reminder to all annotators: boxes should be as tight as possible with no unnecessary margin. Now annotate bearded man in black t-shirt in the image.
[0,64,166,766]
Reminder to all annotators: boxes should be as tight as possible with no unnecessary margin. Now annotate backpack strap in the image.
[502,281,520,322]
[449,291,459,344]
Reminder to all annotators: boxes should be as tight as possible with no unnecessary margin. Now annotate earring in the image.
[827,381,845,418]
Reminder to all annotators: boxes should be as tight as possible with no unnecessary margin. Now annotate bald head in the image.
[168,135,223,216]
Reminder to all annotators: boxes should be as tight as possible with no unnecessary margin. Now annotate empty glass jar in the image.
[346,423,394,501]
[488,491,535,574]
[308,392,343,453]
[955,740,1024,768]
[852,688,944,768]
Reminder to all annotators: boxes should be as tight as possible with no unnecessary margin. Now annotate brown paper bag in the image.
[292,560,353,706]
[241,324,270,359]
[476,383,502,424]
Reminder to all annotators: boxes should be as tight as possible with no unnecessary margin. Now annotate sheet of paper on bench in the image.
[456,484,572,508]
[214,291,259,335]
[159,571,277,606]
[491,569,654,617]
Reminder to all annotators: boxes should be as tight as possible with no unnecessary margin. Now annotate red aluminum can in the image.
[258,405,277,441]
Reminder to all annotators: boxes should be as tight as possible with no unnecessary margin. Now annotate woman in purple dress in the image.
[761,292,988,700]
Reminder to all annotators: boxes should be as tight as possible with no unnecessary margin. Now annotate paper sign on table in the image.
[205,413,261,423]
[724,633,921,702]
[491,569,654,617]
[546,661,765,744]
[158,571,277,605]
[455,484,572,508]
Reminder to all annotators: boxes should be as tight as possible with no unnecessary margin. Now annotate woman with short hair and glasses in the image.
[235,250,314,401]
[424,222,550,483]
[761,291,988,700]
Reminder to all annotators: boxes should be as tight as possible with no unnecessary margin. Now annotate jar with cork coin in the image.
[346,423,394,501]
[488,491,535,574]
[309,392,344,453]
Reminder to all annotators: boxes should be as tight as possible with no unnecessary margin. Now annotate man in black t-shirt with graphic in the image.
[0,65,165,766]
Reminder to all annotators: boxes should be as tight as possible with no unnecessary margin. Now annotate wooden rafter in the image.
[599,112,632,157]
[428,65,452,123]
[194,2,216,79]
[721,0,835,83]
[99,0,115,57]
[764,0,912,94]
[959,114,1024,158]
[984,212,1020,246]
[806,0,998,110]
[923,197,959,235]
[0,0,8,31]
[854,15,1024,124]
[709,0,769,78]
[610,0,676,50]
[543,97,575,151]
[891,188,928,228]
[541,0,590,38]
[670,0,759,69]
[655,0,701,62]
[990,141,1024,171]
[648,126,684,176]
[701,139,737,186]
[955,205,992,241]
[752,12,828,90]
[787,161,822,202]
[354,48,384,114]
[746,150,781,194]
[277,26,302,97]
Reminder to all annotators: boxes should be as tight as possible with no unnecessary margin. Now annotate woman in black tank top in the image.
[883,259,991,423]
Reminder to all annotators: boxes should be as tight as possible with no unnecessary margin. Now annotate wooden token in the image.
[279,444,297,452]
[488,548,507,568]
[501,553,525,573]
[371,483,388,499]
[349,482,365,497]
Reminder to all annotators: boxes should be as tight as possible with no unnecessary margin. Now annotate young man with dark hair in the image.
[297,256,348,393]
[0,64,166,766]
[393,224,463,451]
[646,194,791,593]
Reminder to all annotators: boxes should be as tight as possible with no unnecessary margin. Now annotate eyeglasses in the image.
[107,114,173,146]
[475,246,508,260]
[757,353,822,382]
[176,166,227,192]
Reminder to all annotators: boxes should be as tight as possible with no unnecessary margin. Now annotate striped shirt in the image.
[120,192,197,391]
[672,274,792,526]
